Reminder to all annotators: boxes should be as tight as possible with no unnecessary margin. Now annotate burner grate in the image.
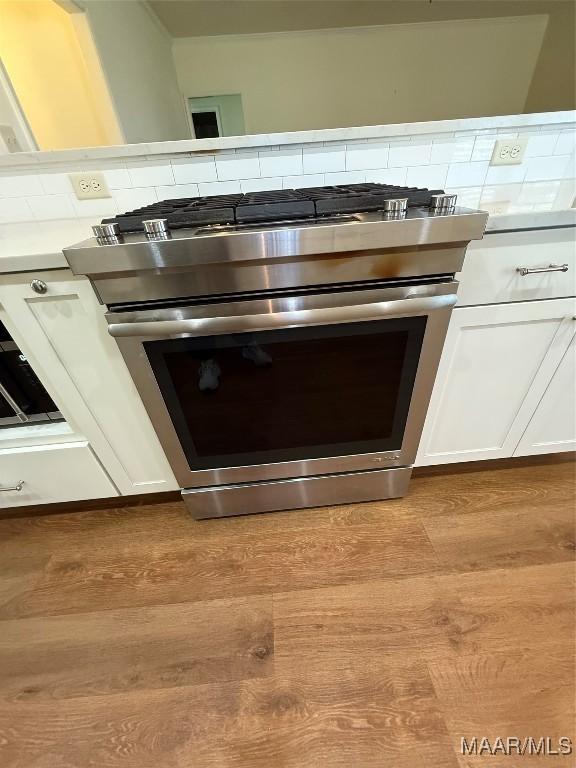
[102,183,445,232]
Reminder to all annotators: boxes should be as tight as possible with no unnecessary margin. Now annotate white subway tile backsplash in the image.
[38,173,72,195]
[524,155,571,182]
[389,143,431,168]
[198,180,241,196]
[554,131,576,156]
[364,168,407,185]
[471,136,497,162]
[27,194,76,221]
[485,164,526,185]
[259,149,302,178]
[172,156,217,184]
[480,184,523,204]
[216,153,260,181]
[112,187,158,211]
[240,177,283,193]
[155,184,199,200]
[346,142,389,171]
[554,179,576,209]
[71,196,118,218]
[1,116,574,226]
[128,162,174,187]
[406,164,448,189]
[431,138,475,164]
[446,162,488,188]
[302,146,345,174]
[446,186,483,208]
[104,168,132,190]
[0,197,32,223]
[324,170,366,185]
[0,174,43,198]
[517,181,561,205]
[283,174,325,189]
[525,133,560,157]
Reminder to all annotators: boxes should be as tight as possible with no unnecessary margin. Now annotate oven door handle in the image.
[108,293,457,339]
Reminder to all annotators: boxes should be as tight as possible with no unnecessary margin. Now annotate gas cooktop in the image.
[102,183,445,233]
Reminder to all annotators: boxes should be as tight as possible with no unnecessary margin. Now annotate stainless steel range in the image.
[64,183,487,518]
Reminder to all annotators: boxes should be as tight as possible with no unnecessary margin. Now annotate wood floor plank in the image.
[437,683,574,768]
[0,456,573,768]
[0,662,459,768]
[0,506,440,620]
[409,457,575,518]
[422,503,575,573]
[274,562,575,668]
[435,561,575,657]
[0,595,273,702]
[274,573,468,667]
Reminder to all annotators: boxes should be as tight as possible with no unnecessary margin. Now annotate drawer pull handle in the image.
[0,480,24,492]
[517,263,568,276]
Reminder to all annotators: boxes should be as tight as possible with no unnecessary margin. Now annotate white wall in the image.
[80,0,190,144]
[173,16,548,135]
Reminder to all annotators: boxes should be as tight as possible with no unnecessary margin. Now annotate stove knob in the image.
[382,198,408,217]
[143,218,170,238]
[92,222,121,243]
[429,193,457,213]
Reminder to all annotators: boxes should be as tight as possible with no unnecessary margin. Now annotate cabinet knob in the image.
[30,279,48,295]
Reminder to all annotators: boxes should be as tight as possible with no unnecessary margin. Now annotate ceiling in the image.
[148,0,562,39]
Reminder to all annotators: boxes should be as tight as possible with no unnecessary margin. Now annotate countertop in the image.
[1,209,574,275]
[485,208,576,234]
[0,218,97,273]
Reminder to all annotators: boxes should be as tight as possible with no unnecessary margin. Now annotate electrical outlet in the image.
[0,125,22,153]
[69,172,111,200]
[490,138,528,166]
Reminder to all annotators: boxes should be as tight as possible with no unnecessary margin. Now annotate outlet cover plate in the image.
[490,138,528,166]
[69,172,111,200]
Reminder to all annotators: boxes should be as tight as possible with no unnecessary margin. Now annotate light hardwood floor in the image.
[0,455,574,767]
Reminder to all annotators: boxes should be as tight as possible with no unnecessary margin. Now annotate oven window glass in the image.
[145,317,426,470]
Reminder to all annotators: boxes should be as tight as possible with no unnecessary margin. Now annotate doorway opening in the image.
[190,108,221,139]
[188,95,245,138]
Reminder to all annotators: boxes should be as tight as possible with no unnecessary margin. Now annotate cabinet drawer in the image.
[458,228,575,306]
[0,442,118,508]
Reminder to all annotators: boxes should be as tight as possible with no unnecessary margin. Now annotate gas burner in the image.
[101,183,447,233]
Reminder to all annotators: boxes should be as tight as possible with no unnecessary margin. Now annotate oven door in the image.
[107,281,457,488]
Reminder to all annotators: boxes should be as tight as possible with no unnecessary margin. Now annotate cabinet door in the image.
[0,442,117,508]
[416,298,576,466]
[514,326,576,456]
[0,270,177,494]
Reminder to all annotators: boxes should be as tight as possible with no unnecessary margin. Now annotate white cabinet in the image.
[514,327,576,456]
[0,442,117,508]
[459,228,576,307]
[0,270,177,495]
[416,297,576,466]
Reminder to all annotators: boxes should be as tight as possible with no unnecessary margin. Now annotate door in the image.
[416,297,576,465]
[514,323,576,456]
[108,283,457,488]
[0,270,177,494]
[188,95,245,137]
[190,107,222,139]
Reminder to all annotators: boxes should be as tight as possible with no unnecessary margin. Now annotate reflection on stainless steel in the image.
[429,193,457,214]
[66,207,486,281]
[92,222,122,245]
[65,193,487,519]
[182,467,411,519]
[143,218,171,240]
